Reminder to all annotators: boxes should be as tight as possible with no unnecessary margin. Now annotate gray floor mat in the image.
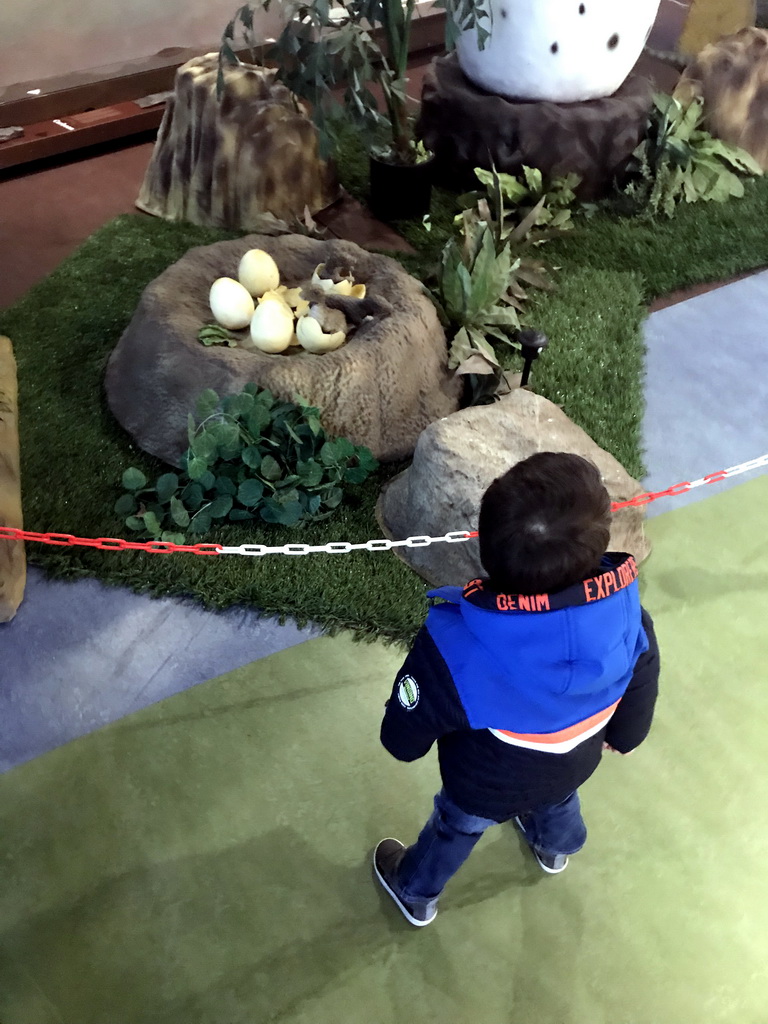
[643,271,768,517]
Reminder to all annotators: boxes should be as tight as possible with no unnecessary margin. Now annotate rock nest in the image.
[105,234,461,466]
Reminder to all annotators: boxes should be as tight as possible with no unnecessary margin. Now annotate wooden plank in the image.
[0,101,165,171]
[0,336,24,624]
[0,58,185,128]
[0,11,445,129]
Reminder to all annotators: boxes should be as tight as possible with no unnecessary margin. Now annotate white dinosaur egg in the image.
[209,277,255,330]
[456,0,661,103]
[238,248,280,297]
[250,299,295,353]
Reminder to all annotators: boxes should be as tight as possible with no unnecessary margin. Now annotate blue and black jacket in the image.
[381,553,660,822]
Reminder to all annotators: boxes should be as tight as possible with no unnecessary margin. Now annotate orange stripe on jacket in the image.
[494,700,620,745]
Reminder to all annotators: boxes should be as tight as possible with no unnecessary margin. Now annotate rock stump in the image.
[676,27,768,169]
[376,388,650,587]
[136,53,338,229]
[417,54,653,198]
[105,235,461,466]
[0,336,25,623]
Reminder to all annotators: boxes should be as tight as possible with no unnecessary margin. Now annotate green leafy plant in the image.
[198,323,238,347]
[470,165,581,240]
[219,0,491,165]
[436,0,492,50]
[433,226,523,372]
[458,164,578,293]
[116,385,378,540]
[429,165,573,379]
[626,93,763,218]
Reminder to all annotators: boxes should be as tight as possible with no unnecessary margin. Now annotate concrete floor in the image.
[0,570,320,772]
[642,271,768,513]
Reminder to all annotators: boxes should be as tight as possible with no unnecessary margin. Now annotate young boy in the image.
[374,452,660,927]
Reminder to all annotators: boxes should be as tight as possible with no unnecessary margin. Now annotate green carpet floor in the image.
[1,479,767,1024]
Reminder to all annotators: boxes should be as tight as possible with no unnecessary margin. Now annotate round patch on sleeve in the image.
[397,675,420,710]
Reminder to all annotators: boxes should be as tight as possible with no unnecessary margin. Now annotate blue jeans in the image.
[395,789,587,906]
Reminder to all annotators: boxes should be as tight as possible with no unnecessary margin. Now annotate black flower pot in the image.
[368,153,434,222]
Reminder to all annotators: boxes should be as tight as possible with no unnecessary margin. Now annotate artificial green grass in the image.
[2,153,768,640]
[2,478,767,1023]
[547,178,768,297]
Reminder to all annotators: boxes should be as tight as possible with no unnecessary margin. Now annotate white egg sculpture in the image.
[456,0,661,104]
[238,248,280,297]
[209,277,255,330]
[250,299,295,353]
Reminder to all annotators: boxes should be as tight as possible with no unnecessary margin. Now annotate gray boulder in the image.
[376,388,650,587]
[105,234,461,466]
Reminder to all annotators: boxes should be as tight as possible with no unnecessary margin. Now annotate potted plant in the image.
[219,0,490,220]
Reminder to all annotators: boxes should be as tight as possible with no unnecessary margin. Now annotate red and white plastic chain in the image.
[1,452,766,558]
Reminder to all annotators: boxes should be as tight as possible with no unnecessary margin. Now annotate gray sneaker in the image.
[513,815,569,874]
[373,839,438,927]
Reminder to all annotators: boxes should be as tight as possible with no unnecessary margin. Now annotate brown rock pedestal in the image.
[105,235,461,466]
[0,336,25,623]
[376,388,650,588]
[417,54,653,198]
[136,54,338,229]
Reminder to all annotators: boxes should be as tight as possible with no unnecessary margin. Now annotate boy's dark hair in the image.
[478,452,611,595]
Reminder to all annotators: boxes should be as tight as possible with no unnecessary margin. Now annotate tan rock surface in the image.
[680,0,755,56]
[0,336,25,623]
[377,388,650,588]
[677,27,768,169]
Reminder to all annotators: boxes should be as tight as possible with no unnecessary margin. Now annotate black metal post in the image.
[518,329,550,388]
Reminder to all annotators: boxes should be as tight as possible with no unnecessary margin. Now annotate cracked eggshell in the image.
[238,249,281,297]
[209,277,255,330]
[311,264,335,294]
[282,286,311,316]
[258,286,310,317]
[311,263,358,296]
[259,289,293,314]
[296,314,347,354]
[250,299,295,353]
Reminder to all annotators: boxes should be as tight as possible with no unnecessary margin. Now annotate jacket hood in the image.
[425,553,649,739]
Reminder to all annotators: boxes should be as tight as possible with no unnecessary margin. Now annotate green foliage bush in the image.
[430,166,580,375]
[220,0,490,164]
[472,165,581,238]
[626,94,763,218]
[435,228,523,371]
[116,385,378,541]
